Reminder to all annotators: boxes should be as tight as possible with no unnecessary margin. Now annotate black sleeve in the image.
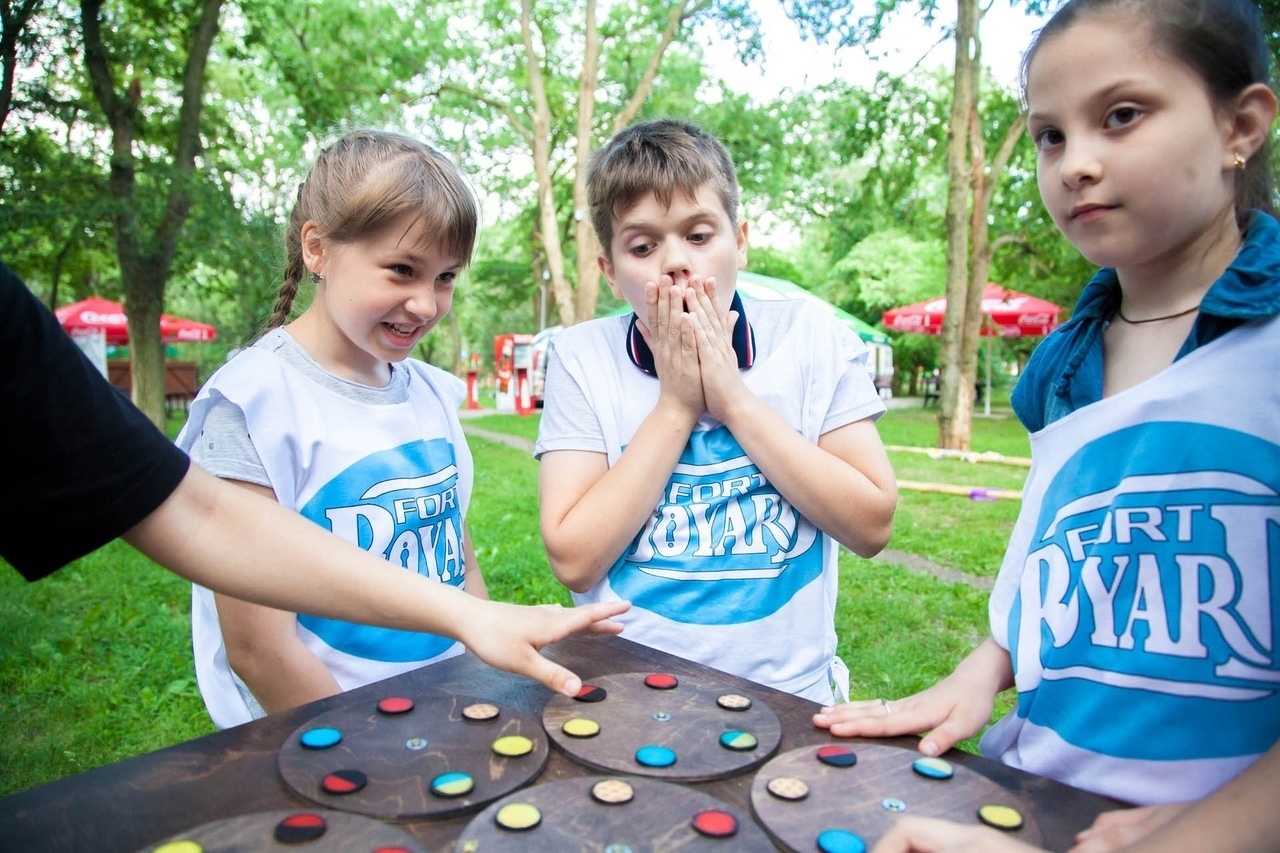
[0,261,191,580]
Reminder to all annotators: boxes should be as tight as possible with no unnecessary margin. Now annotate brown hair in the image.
[1021,0,1276,222]
[586,119,740,258]
[268,129,479,329]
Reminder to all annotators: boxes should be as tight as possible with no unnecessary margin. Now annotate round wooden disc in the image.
[750,743,1043,851]
[279,691,547,820]
[542,672,781,782]
[138,809,428,852]
[456,775,775,851]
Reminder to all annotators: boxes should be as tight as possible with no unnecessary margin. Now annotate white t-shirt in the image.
[982,315,1280,805]
[536,297,885,703]
[177,329,473,729]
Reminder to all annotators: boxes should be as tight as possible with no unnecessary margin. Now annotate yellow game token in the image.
[153,843,203,853]
[562,717,601,738]
[977,804,1025,831]
[494,802,542,831]
[491,735,535,757]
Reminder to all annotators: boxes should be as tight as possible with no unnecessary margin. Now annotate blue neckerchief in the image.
[625,290,756,376]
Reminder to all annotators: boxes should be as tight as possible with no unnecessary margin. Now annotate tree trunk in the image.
[937,0,979,450]
[522,0,576,327]
[572,0,601,323]
[80,0,223,427]
[124,270,166,422]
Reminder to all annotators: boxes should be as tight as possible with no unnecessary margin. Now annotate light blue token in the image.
[816,828,867,853]
[634,744,677,768]
[299,727,342,749]
[912,756,955,780]
[882,797,907,812]
[719,730,759,751]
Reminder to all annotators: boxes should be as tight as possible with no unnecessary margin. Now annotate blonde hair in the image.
[269,129,479,329]
[587,118,739,258]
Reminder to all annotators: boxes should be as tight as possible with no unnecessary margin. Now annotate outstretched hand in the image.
[459,599,630,697]
[811,674,996,757]
[872,816,1047,853]
[1069,803,1190,853]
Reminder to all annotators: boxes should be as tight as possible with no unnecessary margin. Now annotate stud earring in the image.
[1234,153,1247,171]
[310,271,323,284]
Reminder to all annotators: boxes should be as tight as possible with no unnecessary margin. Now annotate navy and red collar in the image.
[625,291,756,376]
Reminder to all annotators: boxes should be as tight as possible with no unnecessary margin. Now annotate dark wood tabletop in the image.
[0,634,1121,851]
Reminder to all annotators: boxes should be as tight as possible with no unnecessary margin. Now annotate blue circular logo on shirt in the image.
[1009,421,1280,759]
[296,439,465,662]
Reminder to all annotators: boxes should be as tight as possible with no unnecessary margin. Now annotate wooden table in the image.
[0,634,1120,851]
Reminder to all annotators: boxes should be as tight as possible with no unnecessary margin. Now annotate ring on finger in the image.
[880,697,892,715]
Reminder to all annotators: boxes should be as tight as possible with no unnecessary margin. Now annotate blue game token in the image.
[299,727,342,749]
[719,730,759,751]
[634,745,677,767]
[912,756,954,780]
[816,828,868,853]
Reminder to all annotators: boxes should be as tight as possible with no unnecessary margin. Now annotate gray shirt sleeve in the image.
[185,392,273,489]
[533,348,607,459]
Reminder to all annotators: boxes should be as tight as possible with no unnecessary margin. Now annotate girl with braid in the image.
[177,129,492,728]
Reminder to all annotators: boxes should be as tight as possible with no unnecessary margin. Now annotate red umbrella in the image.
[55,296,217,345]
[882,284,1061,337]
[881,284,1062,414]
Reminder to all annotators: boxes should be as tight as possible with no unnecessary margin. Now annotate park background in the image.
[3,0,1280,796]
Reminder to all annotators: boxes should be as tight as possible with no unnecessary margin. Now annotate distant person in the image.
[536,119,897,704]
[811,0,1280,850]
[174,130,568,727]
[1,258,628,699]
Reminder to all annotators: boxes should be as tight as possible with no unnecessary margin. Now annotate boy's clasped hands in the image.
[636,272,744,427]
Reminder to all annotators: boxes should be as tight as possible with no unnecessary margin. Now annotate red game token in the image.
[691,808,738,838]
[321,769,368,794]
[644,673,679,690]
[372,849,413,853]
[377,696,415,715]
[816,745,859,767]
[274,812,326,843]
[575,684,608,702]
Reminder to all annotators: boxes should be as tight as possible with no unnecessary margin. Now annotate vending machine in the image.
[493,333,534,415]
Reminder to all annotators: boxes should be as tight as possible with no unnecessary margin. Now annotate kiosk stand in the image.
[493,334,534,415]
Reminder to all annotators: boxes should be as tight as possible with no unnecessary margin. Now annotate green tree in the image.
[788,0,1051,448]
[431,0,760,326]
[76,0,224,426]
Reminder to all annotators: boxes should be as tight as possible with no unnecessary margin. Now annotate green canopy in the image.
[734,271,890,345]
[603,270,890,346]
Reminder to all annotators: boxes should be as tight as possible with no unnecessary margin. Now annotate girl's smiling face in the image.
[1026,15,1241,282]
[300,212,461,386]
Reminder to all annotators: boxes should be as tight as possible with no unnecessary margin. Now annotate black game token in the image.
[274,812,327,843]
[321,769,368,795]
[575,684,608,703]
[816,745,858,767]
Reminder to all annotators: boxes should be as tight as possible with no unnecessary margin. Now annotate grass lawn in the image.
[0,401,1025,795]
